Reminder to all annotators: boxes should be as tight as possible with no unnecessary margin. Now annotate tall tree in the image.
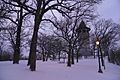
[27,0,75,71]
[13,6,23,64]
[1,0,31,64]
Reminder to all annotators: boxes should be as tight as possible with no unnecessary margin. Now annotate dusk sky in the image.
[97,0,120,23]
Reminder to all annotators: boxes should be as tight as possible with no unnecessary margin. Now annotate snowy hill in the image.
[0,59,120,80]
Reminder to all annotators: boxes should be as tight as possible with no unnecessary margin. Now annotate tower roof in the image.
[76,20,90,33]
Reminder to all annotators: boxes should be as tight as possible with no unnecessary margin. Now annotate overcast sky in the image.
[97,0,120,23]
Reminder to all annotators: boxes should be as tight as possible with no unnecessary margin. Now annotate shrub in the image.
[109,49,120,66]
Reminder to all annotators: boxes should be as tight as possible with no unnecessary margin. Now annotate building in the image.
[76,20,91,57]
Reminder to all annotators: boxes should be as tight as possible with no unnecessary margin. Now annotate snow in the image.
[0,59,120,80]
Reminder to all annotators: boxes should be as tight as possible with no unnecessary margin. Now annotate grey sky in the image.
[97,0,120,23]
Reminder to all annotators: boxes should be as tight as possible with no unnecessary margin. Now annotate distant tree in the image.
[1,0,31,64]
[37,34,50,61]
[109,48,120,65]
[93,19,120,63]
[37,34,65,61]
[0,1,14,60]
[0,41,12,61]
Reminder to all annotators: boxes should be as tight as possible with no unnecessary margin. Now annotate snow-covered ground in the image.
[0,59,120,80]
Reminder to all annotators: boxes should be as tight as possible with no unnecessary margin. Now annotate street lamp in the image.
[96,41,99,45]
[96,40,103,73]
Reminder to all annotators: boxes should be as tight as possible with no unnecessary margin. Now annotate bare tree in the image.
[37,34,65,62]
[93,19,120,64]
[94,19,120,55]
[1,0,31,64]
[54,18,92,66]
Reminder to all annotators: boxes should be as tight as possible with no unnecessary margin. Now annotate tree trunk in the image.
[29,27,38,71]
[76,47,80,63]
[58,51,61,61]
[42,52,45,62]
[13,7,23,64]
[29,14,41,71]
[71,47,74,64]
[76,51,79,63]
[46,53,49,61]
[67,44,71,67]
[27,5,44,70]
